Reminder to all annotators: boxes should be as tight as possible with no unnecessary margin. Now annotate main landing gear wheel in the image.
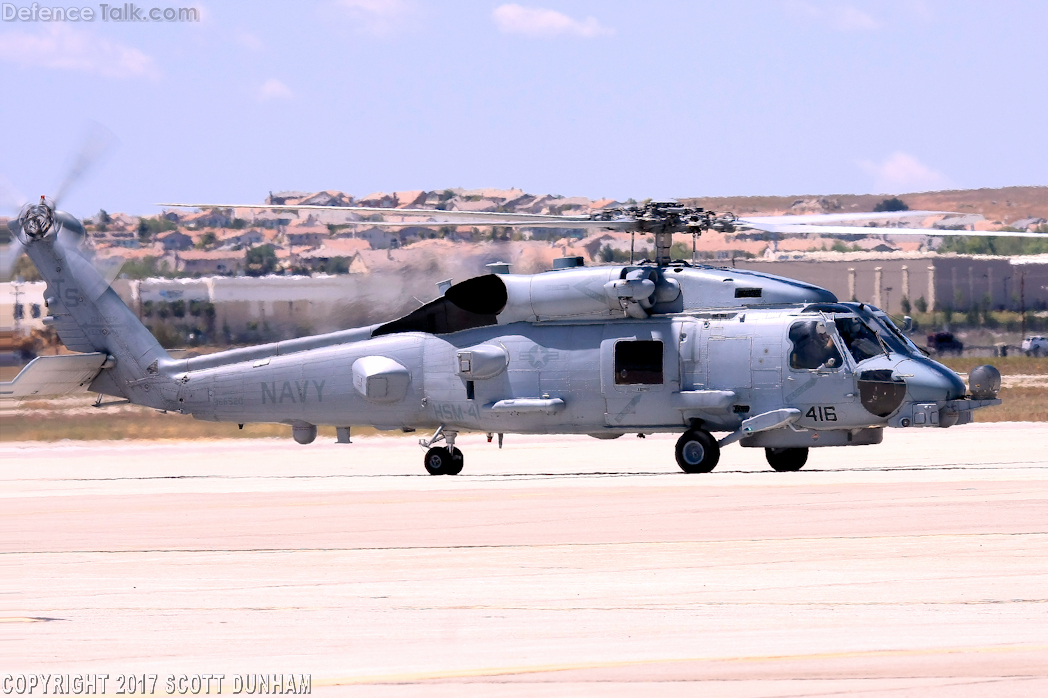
[675,430,720,473]
[424,446,464,475]
[766,447,809,472]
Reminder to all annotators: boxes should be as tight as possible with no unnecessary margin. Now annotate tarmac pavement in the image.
[1,422,1047,696]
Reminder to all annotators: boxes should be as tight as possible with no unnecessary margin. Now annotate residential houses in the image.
[157,230,194,251]
[170,250,245,276]
[75,188,1045,285]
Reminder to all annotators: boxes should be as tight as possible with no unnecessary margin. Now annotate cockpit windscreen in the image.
[834,317,885,363]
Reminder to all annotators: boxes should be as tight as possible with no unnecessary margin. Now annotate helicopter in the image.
[5,194,1040,475]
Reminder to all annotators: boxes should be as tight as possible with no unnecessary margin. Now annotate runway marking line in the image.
[315,643,1048,686]
[3,530,1046,556]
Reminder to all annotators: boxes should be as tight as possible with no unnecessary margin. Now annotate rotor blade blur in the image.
[51,226,115,301]
[91,253,127,291]
[738,222,1048,238]
[52,121,119,207]
[738,210,954,225]
[326,217,632,228]
[0,239,26,282]
[156,202,594,223]
[0,175,27,215]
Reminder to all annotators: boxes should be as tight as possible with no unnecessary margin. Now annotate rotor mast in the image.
[609,201,737,266]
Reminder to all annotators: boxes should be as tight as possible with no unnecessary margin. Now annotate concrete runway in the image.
[2,423,1047,696]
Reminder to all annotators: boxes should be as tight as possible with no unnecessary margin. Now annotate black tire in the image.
[766,447,809,472]
[446,447,464,475]
[424,446,453,475]
[675,430,720,473]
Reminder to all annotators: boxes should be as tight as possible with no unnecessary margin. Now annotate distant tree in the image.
[913,296,927,314]
[245,244,278,276]
[873,197,909,212]
[120,256,175,280]
[137,216,177,241]
[900,297,911,314]
[317,257,349,274]
[195,231,216,249]
[229,218,248,229]
[939,233,1048,256]
[13,255,42,281]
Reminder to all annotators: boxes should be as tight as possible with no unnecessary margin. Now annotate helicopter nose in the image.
[896,358,967,402]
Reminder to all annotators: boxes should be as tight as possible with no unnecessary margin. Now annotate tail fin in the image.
[23,227,174,409]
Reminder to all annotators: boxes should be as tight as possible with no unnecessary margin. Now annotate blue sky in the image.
[1,1,1045,217]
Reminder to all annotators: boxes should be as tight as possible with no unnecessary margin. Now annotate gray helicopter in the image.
[3,196,1042,474]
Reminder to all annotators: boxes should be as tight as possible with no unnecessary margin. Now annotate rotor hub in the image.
[18,196,56,239]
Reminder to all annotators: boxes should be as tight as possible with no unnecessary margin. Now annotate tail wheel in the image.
[766,447,809,472]
[675,430,720,473]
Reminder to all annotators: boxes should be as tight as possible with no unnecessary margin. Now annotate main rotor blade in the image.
[52,122,119,207]
[322,217,628,228]
[157,202,635,229]
[739,222,1048,238]
[156,202,596,223]
[738,210,953,225]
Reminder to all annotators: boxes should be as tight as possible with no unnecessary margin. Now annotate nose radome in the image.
[897,358,967,402]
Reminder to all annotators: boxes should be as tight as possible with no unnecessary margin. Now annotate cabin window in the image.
[789,320,844,370]
[834,317,885,363]
[615,340,663,384]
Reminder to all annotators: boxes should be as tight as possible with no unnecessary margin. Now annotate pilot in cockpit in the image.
[789,320,843,370]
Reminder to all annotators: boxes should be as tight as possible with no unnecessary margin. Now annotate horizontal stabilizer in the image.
[0,352,110,399]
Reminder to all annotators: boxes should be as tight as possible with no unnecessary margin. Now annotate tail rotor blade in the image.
[0,176,28,216]
[0,238,26,283]
[52,121,119,207]
[91,252,127,292]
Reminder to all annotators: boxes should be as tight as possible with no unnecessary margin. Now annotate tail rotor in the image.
[1,122,119,284]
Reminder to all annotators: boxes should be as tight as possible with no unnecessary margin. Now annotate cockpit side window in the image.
[789,320,844,370]
[834,317,885,363]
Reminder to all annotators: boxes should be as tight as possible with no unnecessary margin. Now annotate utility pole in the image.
[12,279,22,333]
[1020,269,1026,339]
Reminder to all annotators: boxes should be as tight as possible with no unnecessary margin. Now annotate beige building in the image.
[735,253,1048,314]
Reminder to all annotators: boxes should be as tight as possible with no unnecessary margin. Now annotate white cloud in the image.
[859,152,950,193]
[492,4,614,38]
[234,31,264,51]
[783,1,881,31]
[258,79,293,101]
[333,0,414,35]
[0,24,159,79]
[832,5,880,30]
